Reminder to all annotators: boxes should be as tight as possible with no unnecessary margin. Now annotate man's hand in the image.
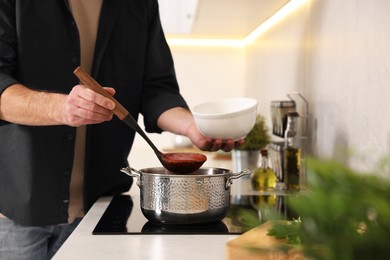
[61,84,116,126]
[186,124,244,152]
[0,83,116,126]
[157,107,244,153]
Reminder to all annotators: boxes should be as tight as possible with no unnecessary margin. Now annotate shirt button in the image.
[62,200,69,204]
[71,57,78,64]
[67,134,74,141]
[64,171,70,176]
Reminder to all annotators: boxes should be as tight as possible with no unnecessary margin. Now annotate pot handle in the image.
[225,169,252,189]
[120,166,142,187]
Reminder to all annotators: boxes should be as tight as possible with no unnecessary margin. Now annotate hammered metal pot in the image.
[120,167,251,225]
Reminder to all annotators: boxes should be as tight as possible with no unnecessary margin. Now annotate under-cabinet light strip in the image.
[166,38,243,48]
[166,0,310,47]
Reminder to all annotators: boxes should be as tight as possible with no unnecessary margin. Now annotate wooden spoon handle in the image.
[73,66,128,120]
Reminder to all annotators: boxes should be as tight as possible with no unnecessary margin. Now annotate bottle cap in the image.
[260,149,268,156]
[287,111,300,117]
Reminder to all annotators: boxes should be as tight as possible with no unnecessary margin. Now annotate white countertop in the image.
[52,194,241,260]
[52,148,242,260]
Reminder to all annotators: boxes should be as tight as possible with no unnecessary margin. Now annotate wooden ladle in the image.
[73,67,207,174]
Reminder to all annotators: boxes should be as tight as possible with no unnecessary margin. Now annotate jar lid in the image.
[271,100,296,108]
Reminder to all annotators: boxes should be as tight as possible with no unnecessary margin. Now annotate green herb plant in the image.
[289,157,390,260]
[239,154,390,260]
[235,114,270,151]
[267,218,302,245]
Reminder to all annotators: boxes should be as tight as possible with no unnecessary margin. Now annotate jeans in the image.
[0,217,81,260]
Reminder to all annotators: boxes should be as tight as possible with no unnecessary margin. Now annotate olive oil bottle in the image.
[284,112,301,190]
[251,149,277,191]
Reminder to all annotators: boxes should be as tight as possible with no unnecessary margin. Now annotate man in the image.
[0,0,241,259]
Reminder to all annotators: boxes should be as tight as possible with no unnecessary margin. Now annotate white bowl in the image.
[192,98,258,140]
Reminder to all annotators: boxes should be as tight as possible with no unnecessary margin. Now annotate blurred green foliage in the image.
[289,157,390,260]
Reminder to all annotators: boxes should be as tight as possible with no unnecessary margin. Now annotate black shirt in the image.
[0,0,188,226]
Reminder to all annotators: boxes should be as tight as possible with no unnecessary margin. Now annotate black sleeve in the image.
[140,0,189,134]
[0,0,20,95]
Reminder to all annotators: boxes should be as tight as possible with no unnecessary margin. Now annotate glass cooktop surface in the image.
[93,194,298,235]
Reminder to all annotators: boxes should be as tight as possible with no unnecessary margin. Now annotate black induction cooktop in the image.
[92,194,298,235]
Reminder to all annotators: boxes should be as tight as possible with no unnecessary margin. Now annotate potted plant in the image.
[231,114,270,172]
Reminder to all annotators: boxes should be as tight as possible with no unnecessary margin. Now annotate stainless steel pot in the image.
[120,167,251,225]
